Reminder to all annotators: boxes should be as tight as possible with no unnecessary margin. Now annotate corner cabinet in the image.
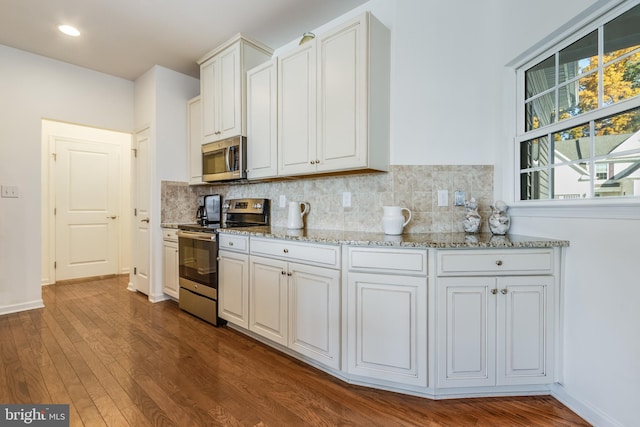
[198,35,272,144]
[161,228,179,299]
[277,12,390,177]
[346,247,428,387]
[435,249,555,388]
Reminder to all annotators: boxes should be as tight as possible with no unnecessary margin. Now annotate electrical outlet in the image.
[342,191,351,207]
[279,195,286,208]
[454,190,466,206]
[1,185,19,198]
[437,190,448,207]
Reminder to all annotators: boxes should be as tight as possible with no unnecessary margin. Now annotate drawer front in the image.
[250,237,340,268]
[162,228,178,242]
[347,247,427,275]
[218,233,249,253]
[437,249,554,276]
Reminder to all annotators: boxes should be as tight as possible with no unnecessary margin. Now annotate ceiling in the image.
[0,0,369,81]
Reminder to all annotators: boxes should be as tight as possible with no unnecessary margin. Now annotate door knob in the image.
[141,218,150,223]
[107,215,117,219]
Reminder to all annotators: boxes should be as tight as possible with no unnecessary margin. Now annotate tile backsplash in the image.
[161,165,494,233]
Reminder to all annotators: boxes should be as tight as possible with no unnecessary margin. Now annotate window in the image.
[517,3,640,201]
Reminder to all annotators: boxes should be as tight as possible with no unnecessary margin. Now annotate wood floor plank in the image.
[0,276,590,427]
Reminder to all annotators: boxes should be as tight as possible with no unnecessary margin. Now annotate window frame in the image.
[514,0,640,206]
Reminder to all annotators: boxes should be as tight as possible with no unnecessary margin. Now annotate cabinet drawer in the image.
[218,233,249,253]
[162,228,178,242]
[437,249,553,276]
[347,247,427,275]
[250,237,340,269]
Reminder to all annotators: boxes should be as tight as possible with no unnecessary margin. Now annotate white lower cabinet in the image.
[218,234,250,328]
[436,249,554,389]
[162,228,179,299]
[346,247,428,387]
[248,238,342,370]
[218,250,250,328]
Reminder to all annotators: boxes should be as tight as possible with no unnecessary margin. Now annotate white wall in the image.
[0,44,134,315]
[133,66,199,301]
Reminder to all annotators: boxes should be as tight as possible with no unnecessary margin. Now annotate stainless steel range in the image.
[177,198,269,325]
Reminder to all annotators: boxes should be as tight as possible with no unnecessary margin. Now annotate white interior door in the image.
[133,128,151,295]
[55,139,120,280]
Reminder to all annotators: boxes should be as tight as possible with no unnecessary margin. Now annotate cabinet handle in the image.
[283,249,289,254]
[491,288,498,295]
[496,260,503,266]
[281,271,286,275]
[287,272,292,276]
[228,242,234,246]
[216,256,220,261]
[310,160,315,165]
[501,288,508,295]
[316,159,320,164]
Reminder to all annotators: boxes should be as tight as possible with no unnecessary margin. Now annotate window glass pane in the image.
[520,136,550,170]
[594,107,640,154]
[594,153,640,197]
[602,52,640,106]
[558,73,598,120]
[552,123,591,161]
[604,4,640,60]
[525,92,555,131]
[551,164,590,199]
[520,170,550,200]
[525,55,555,99]
[558,31,598,84]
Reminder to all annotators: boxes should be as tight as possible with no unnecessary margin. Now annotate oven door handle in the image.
[177,230,216,241]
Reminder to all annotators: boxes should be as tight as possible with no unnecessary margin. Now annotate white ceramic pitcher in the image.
[287,201,310,229]
[382,206,412,235]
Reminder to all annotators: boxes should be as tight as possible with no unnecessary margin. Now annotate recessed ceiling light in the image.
[58,25,80,37]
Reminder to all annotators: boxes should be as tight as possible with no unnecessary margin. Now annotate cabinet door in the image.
[218,250,249,328]
[250,256,288,345]
[217,43,242,140]
[187,96,202,184]
[347,272,427,386]
[497,276,553,385]
[436,277,496,388]
[278,42,316,176]
[162,240,179,299]
[288,263,341,369]
[317,15,367,171]
[247,59,278,179]
[201,56,219,142]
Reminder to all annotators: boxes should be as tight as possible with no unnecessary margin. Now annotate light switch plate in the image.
[437,190,448,207]
[1,185,19,198]
[342,192,351,207]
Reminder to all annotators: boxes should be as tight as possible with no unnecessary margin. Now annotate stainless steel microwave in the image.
[202,136,246,182]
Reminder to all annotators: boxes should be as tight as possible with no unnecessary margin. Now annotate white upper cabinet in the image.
[277,12,390,177]
[198,35,272,144]
[246,59,279,179]
[187,96,202,185]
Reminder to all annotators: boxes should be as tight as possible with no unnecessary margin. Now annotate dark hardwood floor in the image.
[0,276,590,426]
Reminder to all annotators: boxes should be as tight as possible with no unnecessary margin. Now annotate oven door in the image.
[177,230,217,287]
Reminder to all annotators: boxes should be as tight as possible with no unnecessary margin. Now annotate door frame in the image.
[41,119,132,285]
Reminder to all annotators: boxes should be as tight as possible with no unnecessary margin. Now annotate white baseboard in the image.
[0,300,45,316]
[551,383,623,427]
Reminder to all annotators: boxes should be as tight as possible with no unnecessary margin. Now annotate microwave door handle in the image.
[225,147,231,172]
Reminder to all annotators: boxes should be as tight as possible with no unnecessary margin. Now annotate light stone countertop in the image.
[216,226,569,249]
